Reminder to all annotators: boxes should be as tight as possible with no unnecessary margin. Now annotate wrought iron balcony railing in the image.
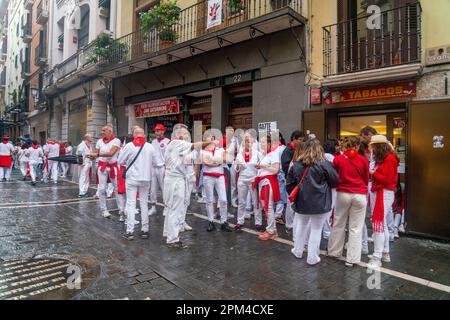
[323,3,422,77]
[37,0,49,25]
[35,45,47,67]
[96,0,303,67]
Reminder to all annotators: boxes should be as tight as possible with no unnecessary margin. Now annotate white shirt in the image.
[164,139,193,177]
[66,146,73,155]
[257,151,280,178]
[18,149,29,162]
[27,147,44,163]
[77,141,93,165]
[96,138,121,163]
[200,147,225,174]
[151,137,170,167]
[44,143,60,158]
[118,141,155,182]
[0,142,14,156]
[234,150,262,183]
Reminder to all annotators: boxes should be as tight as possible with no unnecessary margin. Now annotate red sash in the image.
[203,171,227,190]
[98,161,118,180]
[0,155,12,168]
[252,174,281,215]
[117,165,126,194]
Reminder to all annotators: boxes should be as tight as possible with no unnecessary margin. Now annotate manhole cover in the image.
[0,257,99,300]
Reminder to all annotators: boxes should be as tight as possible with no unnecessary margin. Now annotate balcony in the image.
[35,45,47,67]
[21,60,31,79]
[22,24,32,43]
[96,0,306,78]
[24,0,34,10]
[43,69,53,88]
[37,0,49,25]
[322,3,422,86]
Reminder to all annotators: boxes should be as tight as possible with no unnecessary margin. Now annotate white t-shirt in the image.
[200,147,225,174]
[96,138,121,163]
[66,146,73,155]
[0,142,14,156]
[164,139,193,176]
[27,147,44,163]
[234,150,262,183]
[118,141,155,182]
[18,149,29,162]
[151,137,170,167]
[77,141,93,165]
[44,143,60,158]
[257,151,280,186]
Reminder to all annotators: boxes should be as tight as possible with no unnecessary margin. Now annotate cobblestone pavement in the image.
[0,171,449,300]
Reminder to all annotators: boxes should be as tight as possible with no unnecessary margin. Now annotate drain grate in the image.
[0,258,75,300]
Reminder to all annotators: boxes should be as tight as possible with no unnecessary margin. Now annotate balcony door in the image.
[337,0,419,74]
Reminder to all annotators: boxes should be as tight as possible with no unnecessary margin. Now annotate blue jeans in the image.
[278,171,287,205]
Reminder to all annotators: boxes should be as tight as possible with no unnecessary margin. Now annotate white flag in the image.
[207,0,222,29]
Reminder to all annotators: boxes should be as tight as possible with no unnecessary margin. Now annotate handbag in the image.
[122,144,145,179]
[288,165,310,203]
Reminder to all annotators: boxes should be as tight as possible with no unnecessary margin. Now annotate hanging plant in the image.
[229,0,246,14]
[87,33,129,64]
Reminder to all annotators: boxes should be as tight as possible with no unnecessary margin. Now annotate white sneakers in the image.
[394,228,400,239]
[148,206,157,216]
[398,224,406,233]
[119,212,126,222]
[180,222,193,232]
[102,210,111,218]
[367,257,382,269]
[197,197,206,204]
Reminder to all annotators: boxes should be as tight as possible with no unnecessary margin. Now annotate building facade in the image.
[43,0,118,143]
[304,0,450,239]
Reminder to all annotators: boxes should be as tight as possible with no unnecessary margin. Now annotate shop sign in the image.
[258,121,277,136]
[310,88,322,105]
[207,0,222,29]
[326,82,416,105]
[134,97,180,119]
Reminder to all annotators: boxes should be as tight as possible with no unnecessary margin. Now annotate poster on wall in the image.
[207,0,222,29]
[258,122,278,137]
[134,97,180,119]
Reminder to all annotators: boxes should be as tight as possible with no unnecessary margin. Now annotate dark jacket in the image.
[281,144,296,174]
[286,160,339,215]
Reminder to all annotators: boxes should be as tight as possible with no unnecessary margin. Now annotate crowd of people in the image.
[0,135,73,185]
[0,122,407,269]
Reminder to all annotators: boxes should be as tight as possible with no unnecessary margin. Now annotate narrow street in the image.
[0,170,449,300]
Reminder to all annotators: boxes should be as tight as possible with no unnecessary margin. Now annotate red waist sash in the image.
[98,161,118,180]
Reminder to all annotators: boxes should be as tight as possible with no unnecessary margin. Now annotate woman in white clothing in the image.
[18,144,30,179]
[233,133,262,231]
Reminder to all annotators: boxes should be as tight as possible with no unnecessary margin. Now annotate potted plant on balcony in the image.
[140,0,181,50]
[87,33,129,65]
[230,0,246,15]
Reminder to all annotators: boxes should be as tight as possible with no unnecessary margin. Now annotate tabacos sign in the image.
[326,82,416,105]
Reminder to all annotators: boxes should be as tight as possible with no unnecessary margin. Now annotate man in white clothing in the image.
[90,126,121,218]
[0,136,14,181]
[77,134,93,197]
[43,139,60,184]
[163,124,214,248]
[119,128,155,240]
[149,123,170,216]
[27,141,44,186]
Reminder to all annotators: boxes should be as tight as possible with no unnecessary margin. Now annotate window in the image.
[78,8,90,49]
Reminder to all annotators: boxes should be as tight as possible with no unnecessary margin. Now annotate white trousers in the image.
[322,189,336,238]
[0,167,11,180]
[44,160,59,182]
[29,162,38,182]
[20,162,27,177]
[285,202,295,230]
[60,162,69,177]
[372,190,395,259]
[328,192,367,264]
[292,213,328,265]
[78,164,91,196]
[117,193,126,213]
[230,165,238,205]
[237,179,261,226]
[163,175,186,244]
[203,175,228,223]
[97,167,119,212]
[150,166,164,205]
[125,181,150,234]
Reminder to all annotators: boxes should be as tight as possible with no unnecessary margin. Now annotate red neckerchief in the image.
[132,136,146,147]
[2,140,8,144]
[32,145,39,150]
[157,136,165,143]
[288,142,296,151]
[344,149,358,159]
[102,135,116,144]
[244,150,252,163]
[205,145,216,157]
[48,141,55,145]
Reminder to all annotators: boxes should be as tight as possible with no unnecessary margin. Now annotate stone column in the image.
[211,87,228,131]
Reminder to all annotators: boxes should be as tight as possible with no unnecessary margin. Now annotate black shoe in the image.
[207,222,216,232]
[122,233,134,241]
[221,222,234,232]
[31,181,36,186]
[23,177,26,181]
[141,232,149,239]
[167,241,188,249]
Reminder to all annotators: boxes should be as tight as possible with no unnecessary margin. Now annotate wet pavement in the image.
[0,170,449,300]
